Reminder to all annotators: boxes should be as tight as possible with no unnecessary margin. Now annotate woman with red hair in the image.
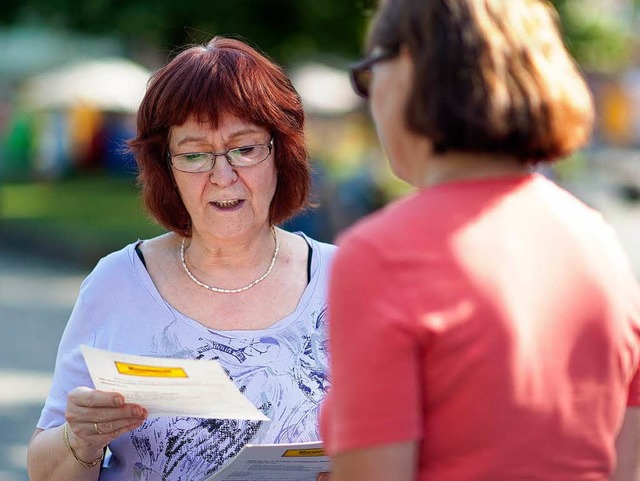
[28,36,336,481]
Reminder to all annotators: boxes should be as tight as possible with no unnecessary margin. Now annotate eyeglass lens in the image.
[350,47,399,99]
[171,143,271,173]
[351,68,372,99]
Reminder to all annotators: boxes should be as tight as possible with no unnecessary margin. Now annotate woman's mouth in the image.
[210,199,243,211]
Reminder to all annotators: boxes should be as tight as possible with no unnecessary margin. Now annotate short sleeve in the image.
[322,234,422,455]
[37,285,96,429]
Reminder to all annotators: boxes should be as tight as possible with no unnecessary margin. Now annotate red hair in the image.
[129,36,310,236]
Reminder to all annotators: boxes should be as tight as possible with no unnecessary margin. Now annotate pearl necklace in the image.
[180,227,279,294]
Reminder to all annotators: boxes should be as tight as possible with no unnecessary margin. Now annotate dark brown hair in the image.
[368,0,594,163]
[129,36,310,236]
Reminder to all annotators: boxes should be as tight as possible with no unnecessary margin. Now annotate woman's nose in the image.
[208,156,237,186]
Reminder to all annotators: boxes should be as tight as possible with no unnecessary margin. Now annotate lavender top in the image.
[38,233,336,481]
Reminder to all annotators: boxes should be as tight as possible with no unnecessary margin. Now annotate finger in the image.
[109,419,148,439]
[68,387,125,410]
[85,417,147,440]
[90,409,148,436]
[69,415,147,447]
[67,404,147,432]
[316,472,331,481]
[67,402,146,424]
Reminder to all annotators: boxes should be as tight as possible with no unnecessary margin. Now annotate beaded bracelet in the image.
[63,423,104,469]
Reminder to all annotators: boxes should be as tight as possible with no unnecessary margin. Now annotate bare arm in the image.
[27,387,147,481]
[28,425,103,481]
[611,407,640,481]
[330,440,418,481]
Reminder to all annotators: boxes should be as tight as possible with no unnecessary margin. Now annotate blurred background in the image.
[1,0,640,480]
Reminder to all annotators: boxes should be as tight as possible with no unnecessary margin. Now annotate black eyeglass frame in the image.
[168,137,274,173]
[349,46,400,99]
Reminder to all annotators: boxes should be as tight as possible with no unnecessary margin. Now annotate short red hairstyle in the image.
[129,36,310,236]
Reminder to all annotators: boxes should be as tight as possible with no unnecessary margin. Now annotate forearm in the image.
[28,426,103,481]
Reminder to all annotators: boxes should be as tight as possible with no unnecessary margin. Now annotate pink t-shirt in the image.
[321,173,640,481]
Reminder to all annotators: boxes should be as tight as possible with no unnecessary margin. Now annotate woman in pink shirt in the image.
[320,1,640,480]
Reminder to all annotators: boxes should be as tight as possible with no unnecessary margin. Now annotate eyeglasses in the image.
[169,137,274,173]
[349,46,400,99]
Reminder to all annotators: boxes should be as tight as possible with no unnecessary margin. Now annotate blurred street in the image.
[0,250,86,481]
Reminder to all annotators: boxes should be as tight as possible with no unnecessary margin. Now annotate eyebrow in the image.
[175,128,264,148]
[175,135,206,147]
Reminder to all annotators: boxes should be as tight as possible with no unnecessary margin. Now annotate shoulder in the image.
[287,230,338,263]
[286,232,337,294]
[79,242,140,296]
[336,193,419,253]
[526,175,621,243]
[136,231,178,259]
[307,235,338,260]
[533,174,603,219]
[89,242,136,276]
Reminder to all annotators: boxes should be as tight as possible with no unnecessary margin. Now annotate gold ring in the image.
[94,422,105,435]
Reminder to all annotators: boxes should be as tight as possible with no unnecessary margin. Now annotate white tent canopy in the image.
[20,58,361,116]
[290,63,362,116]
[20,58,152,113]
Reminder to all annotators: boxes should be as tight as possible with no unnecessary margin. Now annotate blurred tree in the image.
[0,0,376,64]
[549,0,638,72]
[0,0,637,70]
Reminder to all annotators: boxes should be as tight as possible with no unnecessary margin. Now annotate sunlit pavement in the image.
[0,250,86,481]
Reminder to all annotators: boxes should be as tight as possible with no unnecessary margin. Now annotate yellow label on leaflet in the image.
[114,361,188,378]
[282,448,326,457]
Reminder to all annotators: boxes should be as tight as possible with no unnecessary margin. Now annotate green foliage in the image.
[0,0,376,64]
[2,0,636,70]
[0,175,166,266]
[549,0,636,72]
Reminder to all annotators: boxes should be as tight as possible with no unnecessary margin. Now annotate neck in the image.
[185,225,276,271]
[180,226,279,294]
[417,151,531,188]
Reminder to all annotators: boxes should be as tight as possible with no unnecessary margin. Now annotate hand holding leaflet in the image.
[81,345,269,420]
